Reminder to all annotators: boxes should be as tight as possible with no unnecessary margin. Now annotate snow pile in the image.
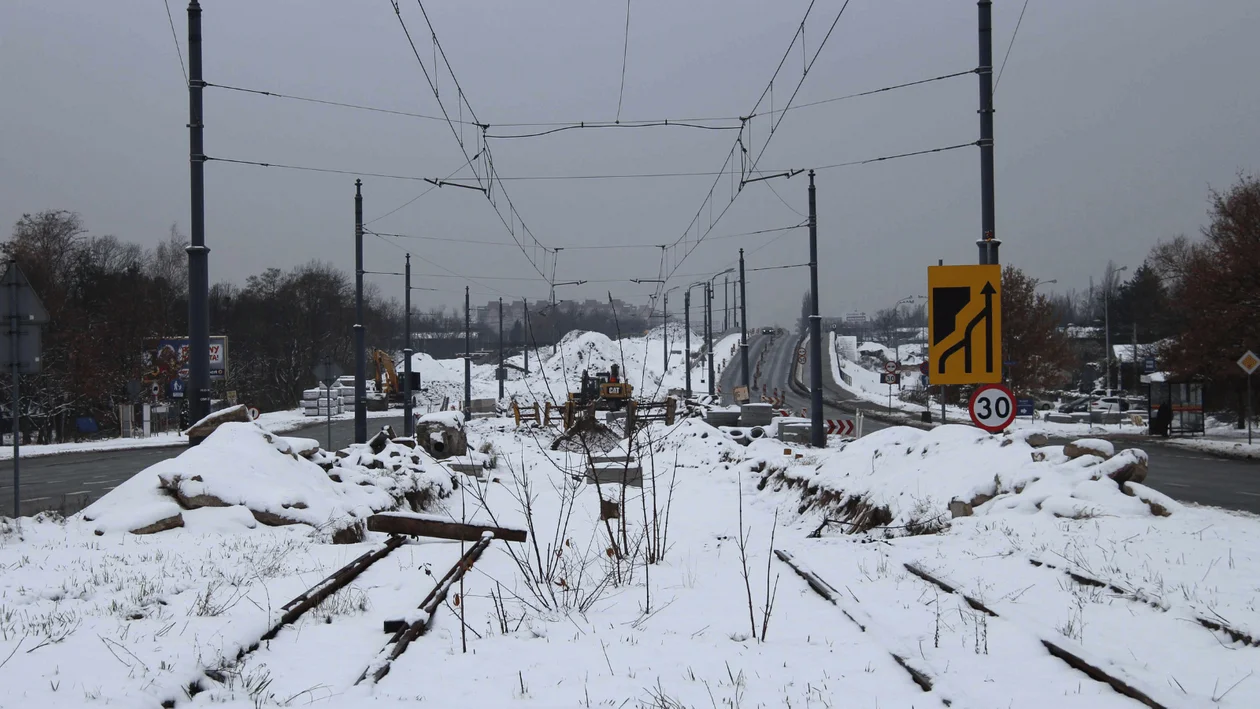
[81,422,453,537]
[748,424,1171,535]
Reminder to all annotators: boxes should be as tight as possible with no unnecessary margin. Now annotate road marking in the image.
[25,496,49,502]
[1160,482,1190,488]
[1240,492,1260,497]
[66,490,90,495]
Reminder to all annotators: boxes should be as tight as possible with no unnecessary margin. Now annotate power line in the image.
[389,0,553,283]
[746,262,809,273]
[163,0,187,84]
[768,68,975,115]
[205,142,973,188]
[365,159,478,225]
[205,154,762,182]
[658,0,856,294]
[813,140,977,171]
[616,0,631,122]
[484,120,739,140]
[994,0,1031,92]
[204,81,456,125]
[202,70,969,133]
[368,230,529,297]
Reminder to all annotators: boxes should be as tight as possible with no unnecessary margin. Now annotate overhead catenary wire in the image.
[388,0,552,283]
[366,158,477,225]
[656,0,856,296]
[994,0,1031,92]
[616,0,631,122]
[201,70,970,134]
[207,142,973,185]
[163,0,188,84]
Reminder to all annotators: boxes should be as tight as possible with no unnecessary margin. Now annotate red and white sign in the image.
[968,383,1016,433]
[825,418,856,436]
[247,406,261,420]
[883,361,898,374]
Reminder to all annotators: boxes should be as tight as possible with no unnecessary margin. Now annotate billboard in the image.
[142,336,229,382]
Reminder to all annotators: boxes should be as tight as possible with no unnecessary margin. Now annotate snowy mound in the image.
[748,424,1173,535]
[81,422,453,537]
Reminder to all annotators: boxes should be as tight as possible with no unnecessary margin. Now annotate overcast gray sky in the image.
[3,0,1257,327]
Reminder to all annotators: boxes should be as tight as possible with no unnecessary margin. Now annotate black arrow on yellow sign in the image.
[938,281,996,375]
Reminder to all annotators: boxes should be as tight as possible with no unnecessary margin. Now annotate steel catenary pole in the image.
[186,1,211,438]
[808,171,824,447]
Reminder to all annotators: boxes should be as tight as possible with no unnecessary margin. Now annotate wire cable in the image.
[163,0,187,85]
[389,0,552,283]
[203,70,969,133]
[766,69,976,116]
[204,82,456,124]
[813,141,977,171]
[994,0,1031,92]
[616,0,631,122]
[484,121,740,140]
[365,159,477,225]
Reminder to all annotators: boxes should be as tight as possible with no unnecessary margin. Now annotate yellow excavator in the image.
[568,363,634,411]
[371,349,402,400]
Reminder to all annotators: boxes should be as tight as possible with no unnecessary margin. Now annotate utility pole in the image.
[707,284,716,396]
[353,180,366,443]
[662,292,669,375]
[725,277,735,332]
[403,254,414,437]
[739,248,750,393]
[186,0,211,436]
[684,290,692,398]
[808,171,824,447]
[522,300,530,374]
[1104,285,1112,394]
[976,0,999,266]
[498,297,504,400]
[464,286,471,420]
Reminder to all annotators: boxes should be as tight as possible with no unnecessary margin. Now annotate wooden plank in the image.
[585,464,643,487]
[367,513,527,543]
[589,455,635,464]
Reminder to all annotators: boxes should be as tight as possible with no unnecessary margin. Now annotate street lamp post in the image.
[705,269,735,398]
[1105,266,1128,394]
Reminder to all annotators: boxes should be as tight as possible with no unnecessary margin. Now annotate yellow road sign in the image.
[928,265,1002,385]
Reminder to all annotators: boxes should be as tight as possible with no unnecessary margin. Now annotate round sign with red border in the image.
[248,406,261,421]
[968,383,1016,433]
[883,361,899,374]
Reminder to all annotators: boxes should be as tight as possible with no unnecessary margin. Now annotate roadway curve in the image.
[0,416,407,517]
[754,329,1260,515]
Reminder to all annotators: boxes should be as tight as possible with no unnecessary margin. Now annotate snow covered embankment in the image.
[745,424,1168,535]
[81,421,454,539]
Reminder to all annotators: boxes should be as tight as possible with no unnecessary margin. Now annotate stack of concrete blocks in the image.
[301,385,345,417]
[704,409,740,427]
[740,403,774,427]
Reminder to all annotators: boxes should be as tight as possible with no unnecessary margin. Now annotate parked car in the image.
[1058,396,1092,413]
[1091,396,1130,412]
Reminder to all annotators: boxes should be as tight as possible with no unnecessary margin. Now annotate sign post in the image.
[314,357,343,451]
[879,371,900,412]
[1,262,49,517]
[968,383,1017,433]
[1238,351,1259,445]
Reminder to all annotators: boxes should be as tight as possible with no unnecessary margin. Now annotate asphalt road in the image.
[0,415,407,516]
[752,330,1260,515]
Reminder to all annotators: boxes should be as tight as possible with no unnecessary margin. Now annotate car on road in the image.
[1057,396,1092,413]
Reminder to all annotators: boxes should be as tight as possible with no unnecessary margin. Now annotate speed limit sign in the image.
[968,383,1016,433]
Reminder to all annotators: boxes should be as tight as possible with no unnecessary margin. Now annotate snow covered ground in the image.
[0,409,397,461]
[410,325,739,410]
[3,408,1259,706]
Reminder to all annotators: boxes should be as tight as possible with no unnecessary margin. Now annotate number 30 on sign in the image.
[968,383,1017,433]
